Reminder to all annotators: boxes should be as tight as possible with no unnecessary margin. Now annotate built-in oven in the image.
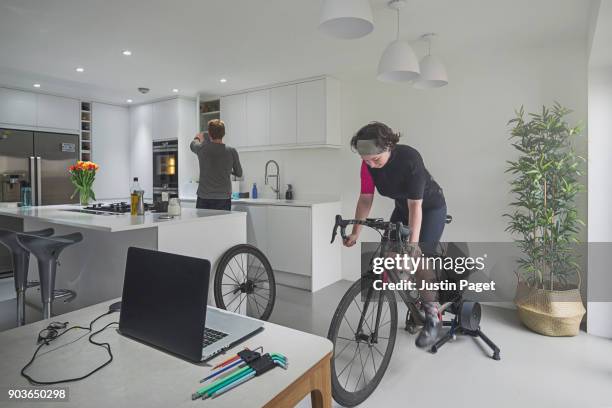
[153,139,178,203]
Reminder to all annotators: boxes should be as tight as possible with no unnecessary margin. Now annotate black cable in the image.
[21,310,119,385]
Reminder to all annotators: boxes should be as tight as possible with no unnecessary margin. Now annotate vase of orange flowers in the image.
[68,161,99,206]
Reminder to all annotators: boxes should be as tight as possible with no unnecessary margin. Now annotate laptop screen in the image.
[118,247,211,361]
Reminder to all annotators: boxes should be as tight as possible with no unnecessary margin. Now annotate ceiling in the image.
[0,0,594,105]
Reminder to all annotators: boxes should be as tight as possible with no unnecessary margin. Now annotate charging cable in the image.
[21,309,119,385]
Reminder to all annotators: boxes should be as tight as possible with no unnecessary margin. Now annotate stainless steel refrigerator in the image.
[0,128,80,205]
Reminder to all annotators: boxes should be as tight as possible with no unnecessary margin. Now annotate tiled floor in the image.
[271,281,612,408]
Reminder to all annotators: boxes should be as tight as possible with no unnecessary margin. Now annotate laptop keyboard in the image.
[203,327,228,347]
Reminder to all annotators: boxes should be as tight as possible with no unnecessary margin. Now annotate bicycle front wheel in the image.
[327,278,398,407]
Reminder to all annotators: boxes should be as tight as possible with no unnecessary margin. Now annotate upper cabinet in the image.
[296,80,326,145]
[0,88,80,133]
[0,88,36,127]
[270,85,297,145]
[220,93,247,147]
[220,76,340,151]
[246,89,270,146]
[36,94,79,131]
[152,99,179,140]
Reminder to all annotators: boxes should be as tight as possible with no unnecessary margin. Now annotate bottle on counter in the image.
[252,183,258,199]
[285,184,294,200]
[20,181,32,207]
[130,177,143,216]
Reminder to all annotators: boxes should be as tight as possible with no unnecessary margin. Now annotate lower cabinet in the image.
[231,202,341,292]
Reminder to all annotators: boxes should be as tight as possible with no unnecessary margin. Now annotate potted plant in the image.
[505,103,585,336]
[69,160,99,206]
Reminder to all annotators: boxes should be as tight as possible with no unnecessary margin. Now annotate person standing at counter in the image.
[190,119,242,210]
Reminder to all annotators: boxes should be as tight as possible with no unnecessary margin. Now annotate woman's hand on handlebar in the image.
[343,233,359,247]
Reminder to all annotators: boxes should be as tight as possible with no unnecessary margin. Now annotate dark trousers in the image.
[391,205,447,302]
[391,205,447,254]
[196,197,231,211]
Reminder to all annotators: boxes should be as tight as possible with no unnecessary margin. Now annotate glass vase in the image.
[79,190,91,206]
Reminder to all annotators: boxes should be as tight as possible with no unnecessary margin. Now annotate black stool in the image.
[16,232,83,319]
[0,228,54,326]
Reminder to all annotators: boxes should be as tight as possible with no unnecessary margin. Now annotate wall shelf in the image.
[80,101,92,161]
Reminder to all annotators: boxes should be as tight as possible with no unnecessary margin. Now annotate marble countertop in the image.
[0,204,244,233]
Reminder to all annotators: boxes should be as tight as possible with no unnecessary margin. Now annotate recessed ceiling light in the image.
[172,88,179,93]
[33,83,41,88]
[220,78,227,83]
[126,99,133,103]
[122,50,132,56]
[75,67,84,73]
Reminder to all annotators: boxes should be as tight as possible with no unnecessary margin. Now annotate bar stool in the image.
[16,232,83,320]
[0,228,54,326]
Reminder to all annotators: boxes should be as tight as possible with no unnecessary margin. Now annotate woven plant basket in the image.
[514,281,585,336]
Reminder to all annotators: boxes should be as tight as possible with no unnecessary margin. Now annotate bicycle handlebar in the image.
[330,215,410,244]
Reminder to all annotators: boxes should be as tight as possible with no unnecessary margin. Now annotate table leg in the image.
[263,352,332,408]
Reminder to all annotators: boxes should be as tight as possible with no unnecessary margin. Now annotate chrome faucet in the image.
[264,160,281,199]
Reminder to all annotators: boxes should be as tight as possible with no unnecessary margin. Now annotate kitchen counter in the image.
[181,196,341,208]
[0,204,246,324]
[0,204,243,232]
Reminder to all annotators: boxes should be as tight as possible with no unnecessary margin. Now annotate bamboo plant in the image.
[505,103,584,290]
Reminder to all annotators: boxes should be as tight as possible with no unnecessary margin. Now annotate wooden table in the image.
[0,299,332,408]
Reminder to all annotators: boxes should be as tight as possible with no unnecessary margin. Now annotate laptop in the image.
[118,247,263,363]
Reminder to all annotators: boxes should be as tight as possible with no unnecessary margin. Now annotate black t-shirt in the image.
[366,144,446,211]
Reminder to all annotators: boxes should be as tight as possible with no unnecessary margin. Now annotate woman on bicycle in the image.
[344,121,447,348]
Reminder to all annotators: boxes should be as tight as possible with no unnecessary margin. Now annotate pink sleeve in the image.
[360,161,375,194]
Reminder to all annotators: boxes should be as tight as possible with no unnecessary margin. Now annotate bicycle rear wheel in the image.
[213,244,276,321]
[327,278,398,407]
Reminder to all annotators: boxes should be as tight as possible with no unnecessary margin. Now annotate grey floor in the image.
[2,278,611,407]
[269,281,612,408]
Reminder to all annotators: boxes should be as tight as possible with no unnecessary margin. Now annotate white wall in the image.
[586,0,612,338]
[587,67,612,338]
[91,102,130,200]
[236,41,588,282]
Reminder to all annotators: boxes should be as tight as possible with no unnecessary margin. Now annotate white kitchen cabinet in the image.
[220,76,339,151]
[36,94,79,132]
[230,201,341,292]
[0,88,36,127]
[270,85,296,145]
[177,98,198,196]
[220,94,247,147]
[129,97,196,199]
[296,80,326,145]
[232,204,269,254]
[91,103,130,199]
[152,99,179,140]
[268,206,311,277]
[246,89,270,146]
[129,104,153,197]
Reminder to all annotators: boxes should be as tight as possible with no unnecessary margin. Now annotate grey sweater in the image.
[190,136,242,199]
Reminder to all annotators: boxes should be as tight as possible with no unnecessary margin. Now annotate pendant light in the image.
[319,0,374,39]
[413,33,448,89]
[377,0,420,82]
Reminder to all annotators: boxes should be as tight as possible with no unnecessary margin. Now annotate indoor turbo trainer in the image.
[327,215,501,407]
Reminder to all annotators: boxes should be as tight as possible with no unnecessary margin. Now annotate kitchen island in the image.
[184,196,342,292]
[0,204,246,320]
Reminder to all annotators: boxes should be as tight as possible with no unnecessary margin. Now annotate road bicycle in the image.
[327,215,500,406]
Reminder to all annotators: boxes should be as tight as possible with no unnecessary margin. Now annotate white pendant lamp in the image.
[413,33,448,89]
[319,0,374,39]
[377,0,420,82]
